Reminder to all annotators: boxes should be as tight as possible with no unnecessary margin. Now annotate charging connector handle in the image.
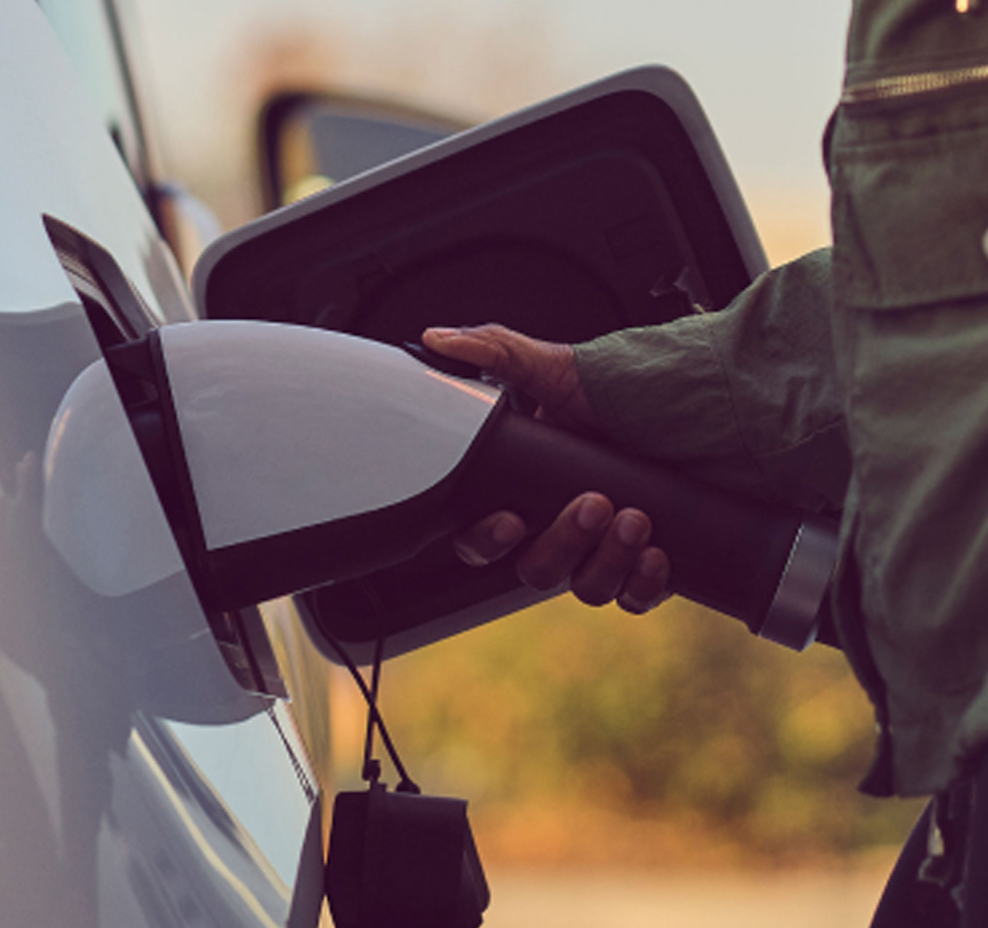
[454,408,836,649]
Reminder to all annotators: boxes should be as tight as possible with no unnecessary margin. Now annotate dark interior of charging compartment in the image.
[204,87,761,651]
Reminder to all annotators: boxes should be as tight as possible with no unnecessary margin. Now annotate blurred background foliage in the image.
[346,596,926,869]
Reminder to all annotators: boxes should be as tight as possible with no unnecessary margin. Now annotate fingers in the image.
[422,324,552,387]
[615,547,671,615]
[516,493,612,590]
[570,509,650,606]
[421,324,596,432]
[451,492,671,615]
[452,510,527,567]
[422,324,529,380]
[516,494,669,613]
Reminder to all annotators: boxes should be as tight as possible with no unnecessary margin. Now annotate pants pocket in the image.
[831,118,988,312]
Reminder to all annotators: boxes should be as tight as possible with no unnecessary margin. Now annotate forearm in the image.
[574,247,849,514]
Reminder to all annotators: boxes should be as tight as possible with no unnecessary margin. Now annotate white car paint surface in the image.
[0,0,324,924]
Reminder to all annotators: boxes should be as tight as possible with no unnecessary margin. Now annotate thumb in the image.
[422,324,597,432]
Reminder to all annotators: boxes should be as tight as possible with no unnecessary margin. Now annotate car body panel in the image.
[0,1,325,924]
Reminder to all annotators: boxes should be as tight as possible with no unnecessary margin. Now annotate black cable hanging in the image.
[361,634,385,784]
[321,627,420,795]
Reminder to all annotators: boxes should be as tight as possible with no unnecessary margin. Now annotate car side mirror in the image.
[258,90,466,211]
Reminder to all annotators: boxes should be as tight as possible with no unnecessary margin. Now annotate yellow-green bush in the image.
[378,596,924,864]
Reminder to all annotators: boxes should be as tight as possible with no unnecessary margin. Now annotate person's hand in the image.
[422,324,670,614]
[423,323,596,432]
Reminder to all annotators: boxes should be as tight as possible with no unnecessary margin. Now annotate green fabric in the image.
[575,1,988,797]
[575,250,848,515]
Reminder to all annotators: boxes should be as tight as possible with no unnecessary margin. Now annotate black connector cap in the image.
[327,784,490,928]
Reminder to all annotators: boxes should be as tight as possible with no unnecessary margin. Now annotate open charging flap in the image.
[193,66,768,664]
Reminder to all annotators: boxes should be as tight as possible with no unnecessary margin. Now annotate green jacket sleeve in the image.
[573,247,849,516]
